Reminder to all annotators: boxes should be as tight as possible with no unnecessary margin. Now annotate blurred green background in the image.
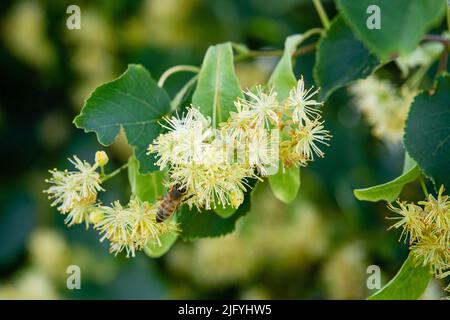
[0,0,444,299]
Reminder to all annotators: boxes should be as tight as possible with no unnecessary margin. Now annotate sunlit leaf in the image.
[127,156,166,203]
[192,43,242,126]
[354,152,420,202]
[267,35,305,202]
[269,34,303,99]
[268,166,300,203]
[369,253,432,300]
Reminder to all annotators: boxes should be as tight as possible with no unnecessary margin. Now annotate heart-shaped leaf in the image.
[314,15,379,100]
[74,64,171,173]
[404,75,450,189]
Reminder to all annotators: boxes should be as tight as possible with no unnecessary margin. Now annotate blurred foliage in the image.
[0,0,447,299]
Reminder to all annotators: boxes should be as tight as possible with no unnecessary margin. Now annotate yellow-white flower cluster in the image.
[44,155,103,227]
[44,152,176,257]
[388,186,450,288]
[148,77,331,210]
[95,199,177,257]
[349,76,416,143]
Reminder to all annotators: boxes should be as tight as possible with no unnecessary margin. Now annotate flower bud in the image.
[89,209,105,225]
[95,151,109,167]
[229,190,244,208]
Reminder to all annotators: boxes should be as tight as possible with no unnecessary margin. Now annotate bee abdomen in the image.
[156,197,176,223]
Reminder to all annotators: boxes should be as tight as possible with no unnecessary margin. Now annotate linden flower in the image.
[387,186,450,283]
[94,199,177,257]
[220,101,254,143]
[285,77,323,124]
[293,120,331,161]
[247,129,278,176]
[419,185,450,232]
[170,162,254,210]
[44,156,104,226]
[65,196,98,228]
[411,233,450,277]
[349,76,415,143]
[241,86,279,129]
[149,107,212,167]
[387,201,425,243]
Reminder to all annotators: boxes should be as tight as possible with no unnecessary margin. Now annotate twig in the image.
[158,65,200,87]
[312,0,330,29]
[422,34,450,47]
[102,163,129,183]
[437,47,449,76]
[234,41,319,62]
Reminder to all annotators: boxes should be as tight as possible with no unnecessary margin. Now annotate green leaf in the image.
[127,156,166,203]
[74,64,171,174]
[192,43,242,126]
[144,221,178,258]
[268,166,301,203]
[214,205,237,218]
[314,15,379,100]
[269,34,303,100]
[404,75,450,190]
[354,152,420,202]
[178,179,257,240]
[267,35,307,202]
[369,253,432,300]
[337,0,446,61]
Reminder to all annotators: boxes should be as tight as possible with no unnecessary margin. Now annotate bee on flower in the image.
[148,77,331,210]
[93,198,178,258]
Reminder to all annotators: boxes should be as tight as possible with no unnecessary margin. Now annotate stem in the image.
[405,62,433,90]
[292,42,317,58]
[157,65,200,87]
[422,34,450,78]
[437,47,449,76]
[447,0,450,32]
[312,0,330,29]
[419,177,429,198]
[101,163,129,183]
[233,28,322,62]
[234,41,319,62]
[422,34,450,47]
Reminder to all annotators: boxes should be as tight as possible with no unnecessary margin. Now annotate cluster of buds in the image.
[148,77,331,210]
[387,186,450,289]
[44,151,176,257]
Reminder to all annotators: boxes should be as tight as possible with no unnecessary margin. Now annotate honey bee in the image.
[156,184,188,223]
